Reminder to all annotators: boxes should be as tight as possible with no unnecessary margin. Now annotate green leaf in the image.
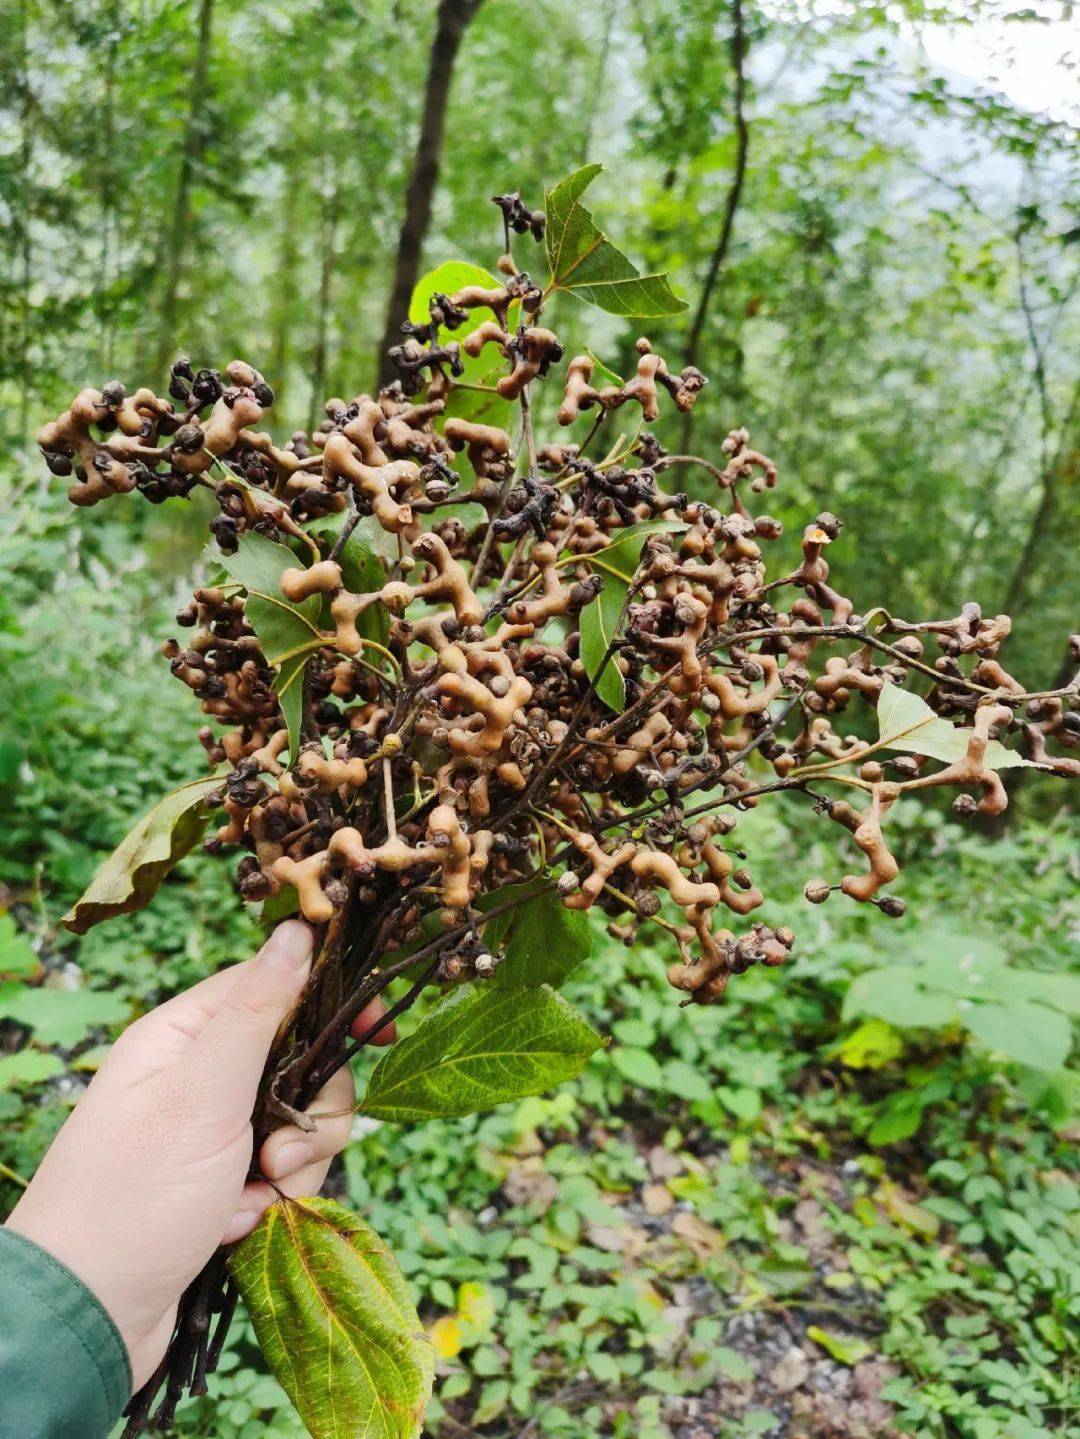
[544,166,686,316]
[0,1049,64,1091]
[305,514,390,650]
[229,1197,433,1439]
[360,983,602,1122]
[963,1000,1071,1071]
[990,968,1080,1016]
[583,520,682,585]
[610,1047,665,1090]
[410,261,516,441]
[487,885,591,990]
[0,914,40,978]
[576,521,684,713]
[0,983,129,1047]
[62,775,223,933]
[842,966,958,1029]
[806,1327,874,1366]
[875,681,1035,769]
[869,1089,927,1146]
[579,581,627,712]
[215,533,324,757]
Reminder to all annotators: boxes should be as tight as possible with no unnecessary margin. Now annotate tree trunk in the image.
[1001,378,1080,619]
[308,184,341,432]
[151,0,214,379]
[375,0,481,385]
[98,11,119,375]
[16,0,32,436]
[681,0,749,449]
[270,144,302,402]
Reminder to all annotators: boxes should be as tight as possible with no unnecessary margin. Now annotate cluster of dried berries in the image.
[41,188,1077,1432]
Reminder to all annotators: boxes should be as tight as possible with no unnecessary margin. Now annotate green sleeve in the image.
[0,1225,132,1438]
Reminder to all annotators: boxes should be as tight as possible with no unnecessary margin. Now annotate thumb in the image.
[182,921,314,1116]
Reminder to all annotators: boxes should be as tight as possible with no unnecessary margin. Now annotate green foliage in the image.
[487,885,592,991]
[214,533,323,755]
[544,165,687,317]
[409,261,517,436]
[229,1197,433,1439]
[578,520,680,710]
[843,925,1077,1072]
[875,682,1036,768]
[0,982,129,1048]
[360,984,602,1124]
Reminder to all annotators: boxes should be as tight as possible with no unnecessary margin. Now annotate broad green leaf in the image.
[869,1090,927,1147]
[63,775,223,933]
[0,913,40,978]
[410,260,516,442]
[806,1327,874,1366]
[305,513,390,650]
[987,967,1080,1016]
[577,520,684,713]
[360,983,602,1122]
[963,999,1071,1071]
[579,580,627,712]
[215,533,324,756]
[583,520,682,585]
[0,983,129,1047]
[0,1049,64,1091]
[610,1046,665,1090]
[229,1196,433,1439]
[842,966,959,1029]
[544,165,686,316]
[876,681,1035,769]
[487,885,591,989]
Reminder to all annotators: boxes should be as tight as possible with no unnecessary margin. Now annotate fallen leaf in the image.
[769,1345,810,1393]
[642,1183,675,1217]
[671,1211,726,1260]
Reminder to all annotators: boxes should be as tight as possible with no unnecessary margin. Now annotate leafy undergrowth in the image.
[2,764,1076,1439]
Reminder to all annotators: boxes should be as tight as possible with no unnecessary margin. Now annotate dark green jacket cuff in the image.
[0,1225,132,1438]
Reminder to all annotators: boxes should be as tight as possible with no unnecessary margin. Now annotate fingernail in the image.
[270,1140,312,1177]
[222,1209,264,1245]
[261,921,313,974]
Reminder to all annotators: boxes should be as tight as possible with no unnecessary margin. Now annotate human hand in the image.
[5,920,392,1388]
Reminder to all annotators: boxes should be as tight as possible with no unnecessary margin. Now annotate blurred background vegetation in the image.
[0,2,1077,1437]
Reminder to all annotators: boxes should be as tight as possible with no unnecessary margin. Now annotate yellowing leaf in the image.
[830,1019,903,1070]
[428,1316,463,1360]
[229,1197,433,1439]
[876,681,1035,770]
[456,1282,495,1334]
[877,1182,941,1238]
[63,775,223,934]
[806,1326,873,1366]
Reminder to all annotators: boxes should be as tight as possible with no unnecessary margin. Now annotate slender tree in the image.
[682,0,749,446]
[151,0,215,377]
[376,0,483,384]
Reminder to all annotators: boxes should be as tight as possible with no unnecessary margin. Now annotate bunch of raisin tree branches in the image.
[40,167,1078,1439]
